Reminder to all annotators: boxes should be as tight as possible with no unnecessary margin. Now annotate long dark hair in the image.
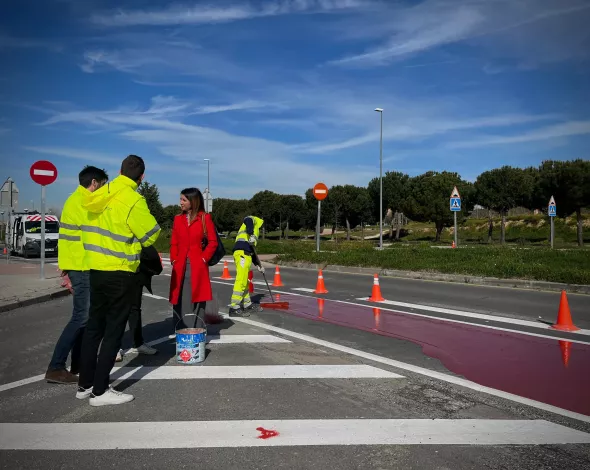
[181,187,205,223]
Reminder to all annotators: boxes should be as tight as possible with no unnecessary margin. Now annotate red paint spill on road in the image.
[256,427,280,439]
[276,294,590,417]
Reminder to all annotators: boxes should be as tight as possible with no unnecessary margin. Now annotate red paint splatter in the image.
[256,427,279,439]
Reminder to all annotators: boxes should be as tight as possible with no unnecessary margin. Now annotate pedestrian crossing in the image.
[1,308,589,463]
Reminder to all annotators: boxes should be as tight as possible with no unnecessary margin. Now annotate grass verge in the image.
[276,243,590,285]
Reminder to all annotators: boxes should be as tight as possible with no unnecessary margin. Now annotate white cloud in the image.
[324,0,590,68]
[91,0,367,27]
[446,120,590,148]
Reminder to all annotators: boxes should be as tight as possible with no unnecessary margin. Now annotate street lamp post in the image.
[203,158,210,213]
[375,108,383,250]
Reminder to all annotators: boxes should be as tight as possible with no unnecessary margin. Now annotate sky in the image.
[1,0,589,209]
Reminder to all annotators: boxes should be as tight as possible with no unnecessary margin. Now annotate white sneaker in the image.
[89,387,134,407]
[115,349,123,362]
[76,386,93,399]
[129,344,157,355]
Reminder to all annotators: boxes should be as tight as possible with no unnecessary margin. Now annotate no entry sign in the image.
[30,161,58,186]
[313,182,328,201]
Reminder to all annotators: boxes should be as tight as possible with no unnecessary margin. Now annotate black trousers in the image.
[128,274,144,348]
[172,260,206,330]
[78,270,135,396]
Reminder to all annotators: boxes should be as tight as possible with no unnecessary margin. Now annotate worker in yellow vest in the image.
[45,166,109,385]
[229,215,264,317]
[76,154,161,407]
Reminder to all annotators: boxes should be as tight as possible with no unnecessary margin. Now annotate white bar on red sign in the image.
[315,189,327,193]
[33,169,55,176]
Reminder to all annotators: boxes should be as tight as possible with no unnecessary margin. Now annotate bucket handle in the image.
[175,312,207,335]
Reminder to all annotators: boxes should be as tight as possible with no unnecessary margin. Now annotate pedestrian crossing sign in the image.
[548,196,556,217]
[450,197,461,212]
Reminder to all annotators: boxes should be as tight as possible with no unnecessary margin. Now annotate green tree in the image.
[211,198,249,235]
[405,171,470,242]
[368,171,411,240]
[328,185,372,240]
[537,159,590,246]
[474,166,535,244]
[277,195,306,239]
[249,190,280,239]
[161,205,180,230]
[138,181,165,226]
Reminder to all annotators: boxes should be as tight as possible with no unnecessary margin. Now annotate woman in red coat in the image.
[169,187,218,329]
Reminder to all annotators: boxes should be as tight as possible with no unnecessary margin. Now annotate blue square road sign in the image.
[450,197,461,212]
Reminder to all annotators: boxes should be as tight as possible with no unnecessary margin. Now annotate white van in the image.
[6,212,60,258]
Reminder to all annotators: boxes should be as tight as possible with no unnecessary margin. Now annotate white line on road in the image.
[0,375,45,393]
[142,293,168,300]
[1,419,588,449]
[210,280,590,345]
[231,316,590,424]
[108,365,403,380]
[357,298,590,337]
[291,287,316,293]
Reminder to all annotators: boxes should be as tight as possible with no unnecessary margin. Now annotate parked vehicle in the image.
[6,211,60,257]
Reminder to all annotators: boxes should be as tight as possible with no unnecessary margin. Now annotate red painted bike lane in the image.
[276,294,590,417]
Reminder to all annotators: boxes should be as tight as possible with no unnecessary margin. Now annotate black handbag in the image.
[201,214,226,266]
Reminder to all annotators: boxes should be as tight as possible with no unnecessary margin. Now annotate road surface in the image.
[0,258,589,469]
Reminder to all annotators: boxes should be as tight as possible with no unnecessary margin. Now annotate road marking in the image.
[142,293,168,300]
[357,298,590,337]
[140,334,291,346]
[231,316,590,424]
[291,287,316,293]
[0,374,45,393]
[108,365,403,381]
[210,280,590,345]
[1,419,588,449]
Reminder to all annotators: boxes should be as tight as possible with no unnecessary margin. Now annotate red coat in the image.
[169,212,218,305]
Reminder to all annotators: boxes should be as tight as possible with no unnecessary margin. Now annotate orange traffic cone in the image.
[452,241,456,249]
[248,270,254,293]
[272,265,284,287]
[2,247,6,255]
[368,274,385,302]
[317,298,325,319]
[559,340,571,368]
[552,291,580,332]
[314,269,328,294]
[220,261,233,279]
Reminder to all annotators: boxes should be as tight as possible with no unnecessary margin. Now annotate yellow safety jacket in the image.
[81,175,161,273]
[58,185,91,271]
[233,216,264,257]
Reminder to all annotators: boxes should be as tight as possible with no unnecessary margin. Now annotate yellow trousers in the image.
[230,250,252,308]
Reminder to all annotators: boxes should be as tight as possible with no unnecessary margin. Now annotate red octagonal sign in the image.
[30,160,58,186]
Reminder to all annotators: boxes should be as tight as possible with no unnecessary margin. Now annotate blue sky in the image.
[1,0,589,209]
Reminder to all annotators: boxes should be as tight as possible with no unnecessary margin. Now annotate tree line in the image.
[139,159,590,247]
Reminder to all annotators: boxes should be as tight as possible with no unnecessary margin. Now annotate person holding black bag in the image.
[168,187,219,329]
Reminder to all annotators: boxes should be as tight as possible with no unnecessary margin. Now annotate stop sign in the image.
[30,161,58,186]
[313,182,328,201]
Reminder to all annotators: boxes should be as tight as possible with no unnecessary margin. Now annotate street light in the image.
[203,158,210,213]
[374,107,383,250]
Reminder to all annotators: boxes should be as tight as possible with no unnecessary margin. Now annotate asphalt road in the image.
[1,259,589,469]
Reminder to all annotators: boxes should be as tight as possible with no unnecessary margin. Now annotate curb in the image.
[0,289,71,313]
[270,260,590,295]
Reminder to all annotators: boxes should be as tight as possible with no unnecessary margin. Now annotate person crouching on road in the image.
[45,166,108,385]
[76,154,161,407]
[169,188,218,329]
[228,215,265,317]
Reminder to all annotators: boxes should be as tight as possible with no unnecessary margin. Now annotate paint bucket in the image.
[175,314,207,365]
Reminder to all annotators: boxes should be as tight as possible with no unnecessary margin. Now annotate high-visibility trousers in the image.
[230,250,252,308]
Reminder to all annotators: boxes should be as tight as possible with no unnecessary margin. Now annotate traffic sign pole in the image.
[40,186,46,279]
[316,200,321,253]
[30,160,58,280]
[450,187,461,248]
[454,212,458,248]
[548,195,556,249]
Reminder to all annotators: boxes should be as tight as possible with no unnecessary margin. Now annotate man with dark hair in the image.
[76,154,161,406]
[45,166,109,384]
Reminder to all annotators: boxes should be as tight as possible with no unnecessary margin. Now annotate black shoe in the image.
[229,307,250,317]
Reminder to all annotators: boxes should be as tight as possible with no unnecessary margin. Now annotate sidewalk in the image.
[0,258,70,313]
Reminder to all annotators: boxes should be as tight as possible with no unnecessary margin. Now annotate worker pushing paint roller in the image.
[228,215,265,317]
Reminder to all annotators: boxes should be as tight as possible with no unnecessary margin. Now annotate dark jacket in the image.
[138,245,163,294]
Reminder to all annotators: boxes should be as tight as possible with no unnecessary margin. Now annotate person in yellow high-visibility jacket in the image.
[229,215,264,317]
[76,154,161,407]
